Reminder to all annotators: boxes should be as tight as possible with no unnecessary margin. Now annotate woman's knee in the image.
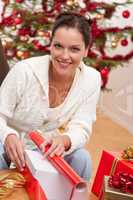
[65,148,92,181]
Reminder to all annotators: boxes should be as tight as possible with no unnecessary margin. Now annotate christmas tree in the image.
[0,0,133,89]
[0,39,9,85]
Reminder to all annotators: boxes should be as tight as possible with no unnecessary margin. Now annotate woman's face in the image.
[50,27,88,77]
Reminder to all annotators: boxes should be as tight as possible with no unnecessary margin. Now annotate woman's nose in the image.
[61,48,70,59]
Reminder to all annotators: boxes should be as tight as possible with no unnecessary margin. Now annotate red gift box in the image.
[91,150,133,200]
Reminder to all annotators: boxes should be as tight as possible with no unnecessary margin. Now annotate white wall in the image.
[97,1,133,133]
[100,59,133,133]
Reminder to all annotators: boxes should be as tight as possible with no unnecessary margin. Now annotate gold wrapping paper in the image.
[0,169,29,200]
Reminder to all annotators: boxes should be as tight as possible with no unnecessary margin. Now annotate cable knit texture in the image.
[0,55,101,155]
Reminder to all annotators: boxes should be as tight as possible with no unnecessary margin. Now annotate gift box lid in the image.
[104,176,133,200]
[25,149,58,174]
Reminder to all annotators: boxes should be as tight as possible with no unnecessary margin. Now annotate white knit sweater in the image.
[0,55,101,154]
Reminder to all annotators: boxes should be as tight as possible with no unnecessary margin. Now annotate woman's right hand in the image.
[4,134,25,171]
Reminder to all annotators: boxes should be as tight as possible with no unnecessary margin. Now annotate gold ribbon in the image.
[0,171,25,199]
[98,152,120,200]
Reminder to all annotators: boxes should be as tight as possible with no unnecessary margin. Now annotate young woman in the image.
[0,13,101,181]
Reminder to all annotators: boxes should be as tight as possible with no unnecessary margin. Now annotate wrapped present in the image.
[91,150,133,200]
[104,176,133,200]
[25,131,88,200]
[0,130,88,200]
[0,131,88,200]
[25,149,73,200]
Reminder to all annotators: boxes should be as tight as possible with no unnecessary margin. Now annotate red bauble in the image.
[18,27,31,36]
[16,0,24,3]
[22,51,30,59]
[121,39,128,46]
[87,2,98,11]
[54,2,62,12]
[100,67,109,89]
[14,17,23,25]
[32,40,43,50]
[2,15,14,26]
[122,10,130,18]
[100,67,109,78]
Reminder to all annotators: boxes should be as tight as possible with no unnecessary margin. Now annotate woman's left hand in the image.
[40,135,71,157]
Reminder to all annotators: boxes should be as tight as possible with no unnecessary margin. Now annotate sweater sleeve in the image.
[62,72,101,155]
[0,62,28,144]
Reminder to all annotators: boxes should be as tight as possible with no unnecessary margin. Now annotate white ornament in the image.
[75,0,86,9]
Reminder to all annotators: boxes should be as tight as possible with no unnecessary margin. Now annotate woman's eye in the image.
[71,47,80,52]
[54,43,62,49]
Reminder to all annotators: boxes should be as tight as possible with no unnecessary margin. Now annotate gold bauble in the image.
[16,50,24,58]
[1,40,7,47]
[111,41,117,48]
[2,40,13,48]
[12,26,16,30]
[20,35,29,42]
[66,0,74,6]
[37,30,46,37]
[96,13,104,20]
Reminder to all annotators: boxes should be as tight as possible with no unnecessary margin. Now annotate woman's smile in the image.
[56,59,72,69]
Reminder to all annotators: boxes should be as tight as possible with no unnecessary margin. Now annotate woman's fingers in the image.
[7,145,22,169]
[16,140,25,168]
[44,136,65,158]
[44,142,57,158]
[50,144,65,157]
[39,137,52,153]
[39,136,66,158]
[4,134,25,171]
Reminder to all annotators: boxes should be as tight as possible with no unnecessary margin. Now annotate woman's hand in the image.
[4,134,25,171]
[40,135,71,158]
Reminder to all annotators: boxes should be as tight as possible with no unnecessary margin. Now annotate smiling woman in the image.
[0,12,101,183]
[49,26,88,107]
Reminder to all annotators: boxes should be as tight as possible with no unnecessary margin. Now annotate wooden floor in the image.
[86,110,133,199]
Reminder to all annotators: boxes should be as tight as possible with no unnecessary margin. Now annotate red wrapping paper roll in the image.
[29,131,87,191]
